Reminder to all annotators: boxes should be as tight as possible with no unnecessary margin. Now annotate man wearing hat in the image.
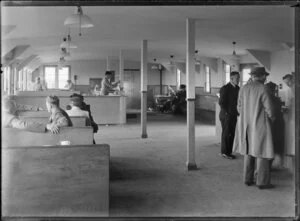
[233,67,276,189]
[68,93,99,144]
[66,95,91,125]
[218,71,240,159]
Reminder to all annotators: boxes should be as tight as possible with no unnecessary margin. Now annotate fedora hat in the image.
[249,67,269,77]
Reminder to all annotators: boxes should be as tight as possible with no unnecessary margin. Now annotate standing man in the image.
[282,74,295,156]
[100,71,120,95]
[219,71,240,159]
[233,67,275,189]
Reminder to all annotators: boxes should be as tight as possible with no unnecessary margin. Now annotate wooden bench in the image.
[2,144,110,217]
[2,127,94,147]
[19,115,88,127]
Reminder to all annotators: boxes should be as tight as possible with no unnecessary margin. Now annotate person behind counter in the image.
[93,84,101,96]
[64,79,75,91]
[100,71,121,95]
[33,77,47,91]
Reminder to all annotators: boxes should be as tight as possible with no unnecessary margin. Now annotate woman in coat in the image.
[233,67,275,189]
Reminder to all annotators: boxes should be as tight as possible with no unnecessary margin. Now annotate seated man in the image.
[69,93,98,144]
[46,95,73,133]
[66,96,91,126]
[163,84,187,114]
[2,97,50,133]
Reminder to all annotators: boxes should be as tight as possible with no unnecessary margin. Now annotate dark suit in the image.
[219,83,240,155]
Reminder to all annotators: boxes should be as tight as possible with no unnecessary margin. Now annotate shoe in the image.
[221,153,235,160]
[258,184,275,189]
[245,181,254,186]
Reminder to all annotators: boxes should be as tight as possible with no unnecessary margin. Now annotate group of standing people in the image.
[219,67,295,189]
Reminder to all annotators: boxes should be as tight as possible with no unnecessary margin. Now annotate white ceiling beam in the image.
[246,49,271,72]
[195,56,218,73]
[18,55,39,70]
[2,45,30,66]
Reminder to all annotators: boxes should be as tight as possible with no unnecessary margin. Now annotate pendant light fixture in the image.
[232,41,239,60]
[60,47,71,57]
[64,6,94,36]
[60,29,77,49]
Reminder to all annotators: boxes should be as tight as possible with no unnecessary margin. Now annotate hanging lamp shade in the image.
[231,41,239,61]
[64,6,94,28]
[60,36,77,49]
[60,48,71,57]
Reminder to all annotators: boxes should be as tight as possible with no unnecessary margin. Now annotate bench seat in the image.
[2,144,110,217]
[2,127,94,147]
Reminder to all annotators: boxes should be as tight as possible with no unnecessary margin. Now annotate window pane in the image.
[58,67,70,89]
[177,68,181,88]
[205,66,211,93]
[45,67,56,89]
[225,64,231,84]
[242,68,251,85]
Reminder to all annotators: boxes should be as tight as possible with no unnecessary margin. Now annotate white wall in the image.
[269,50,294,89]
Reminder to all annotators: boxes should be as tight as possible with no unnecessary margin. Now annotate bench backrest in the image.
[2,144,109,217]
[2,127,94,147]
[19,115,88,127]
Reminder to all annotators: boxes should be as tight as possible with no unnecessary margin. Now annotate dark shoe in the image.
[221,153,235,160]
[245,181,254,186]
[258,184,275,190]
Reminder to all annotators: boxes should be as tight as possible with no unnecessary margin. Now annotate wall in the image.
[269,50,295,101]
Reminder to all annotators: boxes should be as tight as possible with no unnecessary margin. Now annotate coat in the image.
[233,81,275,159]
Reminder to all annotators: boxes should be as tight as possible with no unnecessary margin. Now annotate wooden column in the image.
[119,50,124,89]
[186,18,197,170]
[159,66,163,95]
[119,49,126,124]
[141,40,148,138]
[294,4,300,219]
[106,56,112,71]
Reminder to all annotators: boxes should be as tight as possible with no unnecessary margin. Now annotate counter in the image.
[14,95,126,125]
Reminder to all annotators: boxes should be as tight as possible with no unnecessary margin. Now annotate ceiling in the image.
[1,5,295,65]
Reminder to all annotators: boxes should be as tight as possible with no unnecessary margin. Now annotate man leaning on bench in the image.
[2,94,109,217]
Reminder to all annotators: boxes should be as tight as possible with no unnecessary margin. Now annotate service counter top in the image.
[14,95,126,125]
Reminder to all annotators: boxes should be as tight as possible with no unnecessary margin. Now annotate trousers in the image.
[244,155,271,186]
[220,114,237,155]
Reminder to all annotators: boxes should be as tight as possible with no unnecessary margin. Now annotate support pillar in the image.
[119,50,124,89]
[294,4,300,219]
[186,18,197,170]
[106,56,112,71]
[141,40,148,138]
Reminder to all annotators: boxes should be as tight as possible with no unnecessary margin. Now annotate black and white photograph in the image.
[1,0,299,220]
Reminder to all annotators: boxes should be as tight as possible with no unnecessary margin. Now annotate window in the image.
[176,68,181,88]
[242,68,251,85]
[204,65,211,93]
[44,65,70,89]
[225,64,231,84]
[58,67,70,89]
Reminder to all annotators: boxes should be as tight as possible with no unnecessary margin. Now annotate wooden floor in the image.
[96,113,294,217]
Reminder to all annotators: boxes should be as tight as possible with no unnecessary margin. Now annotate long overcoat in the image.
[233,81,275,159]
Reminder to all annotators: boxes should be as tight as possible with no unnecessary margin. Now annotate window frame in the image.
[44,65,71,89]
[204,65,211,93]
